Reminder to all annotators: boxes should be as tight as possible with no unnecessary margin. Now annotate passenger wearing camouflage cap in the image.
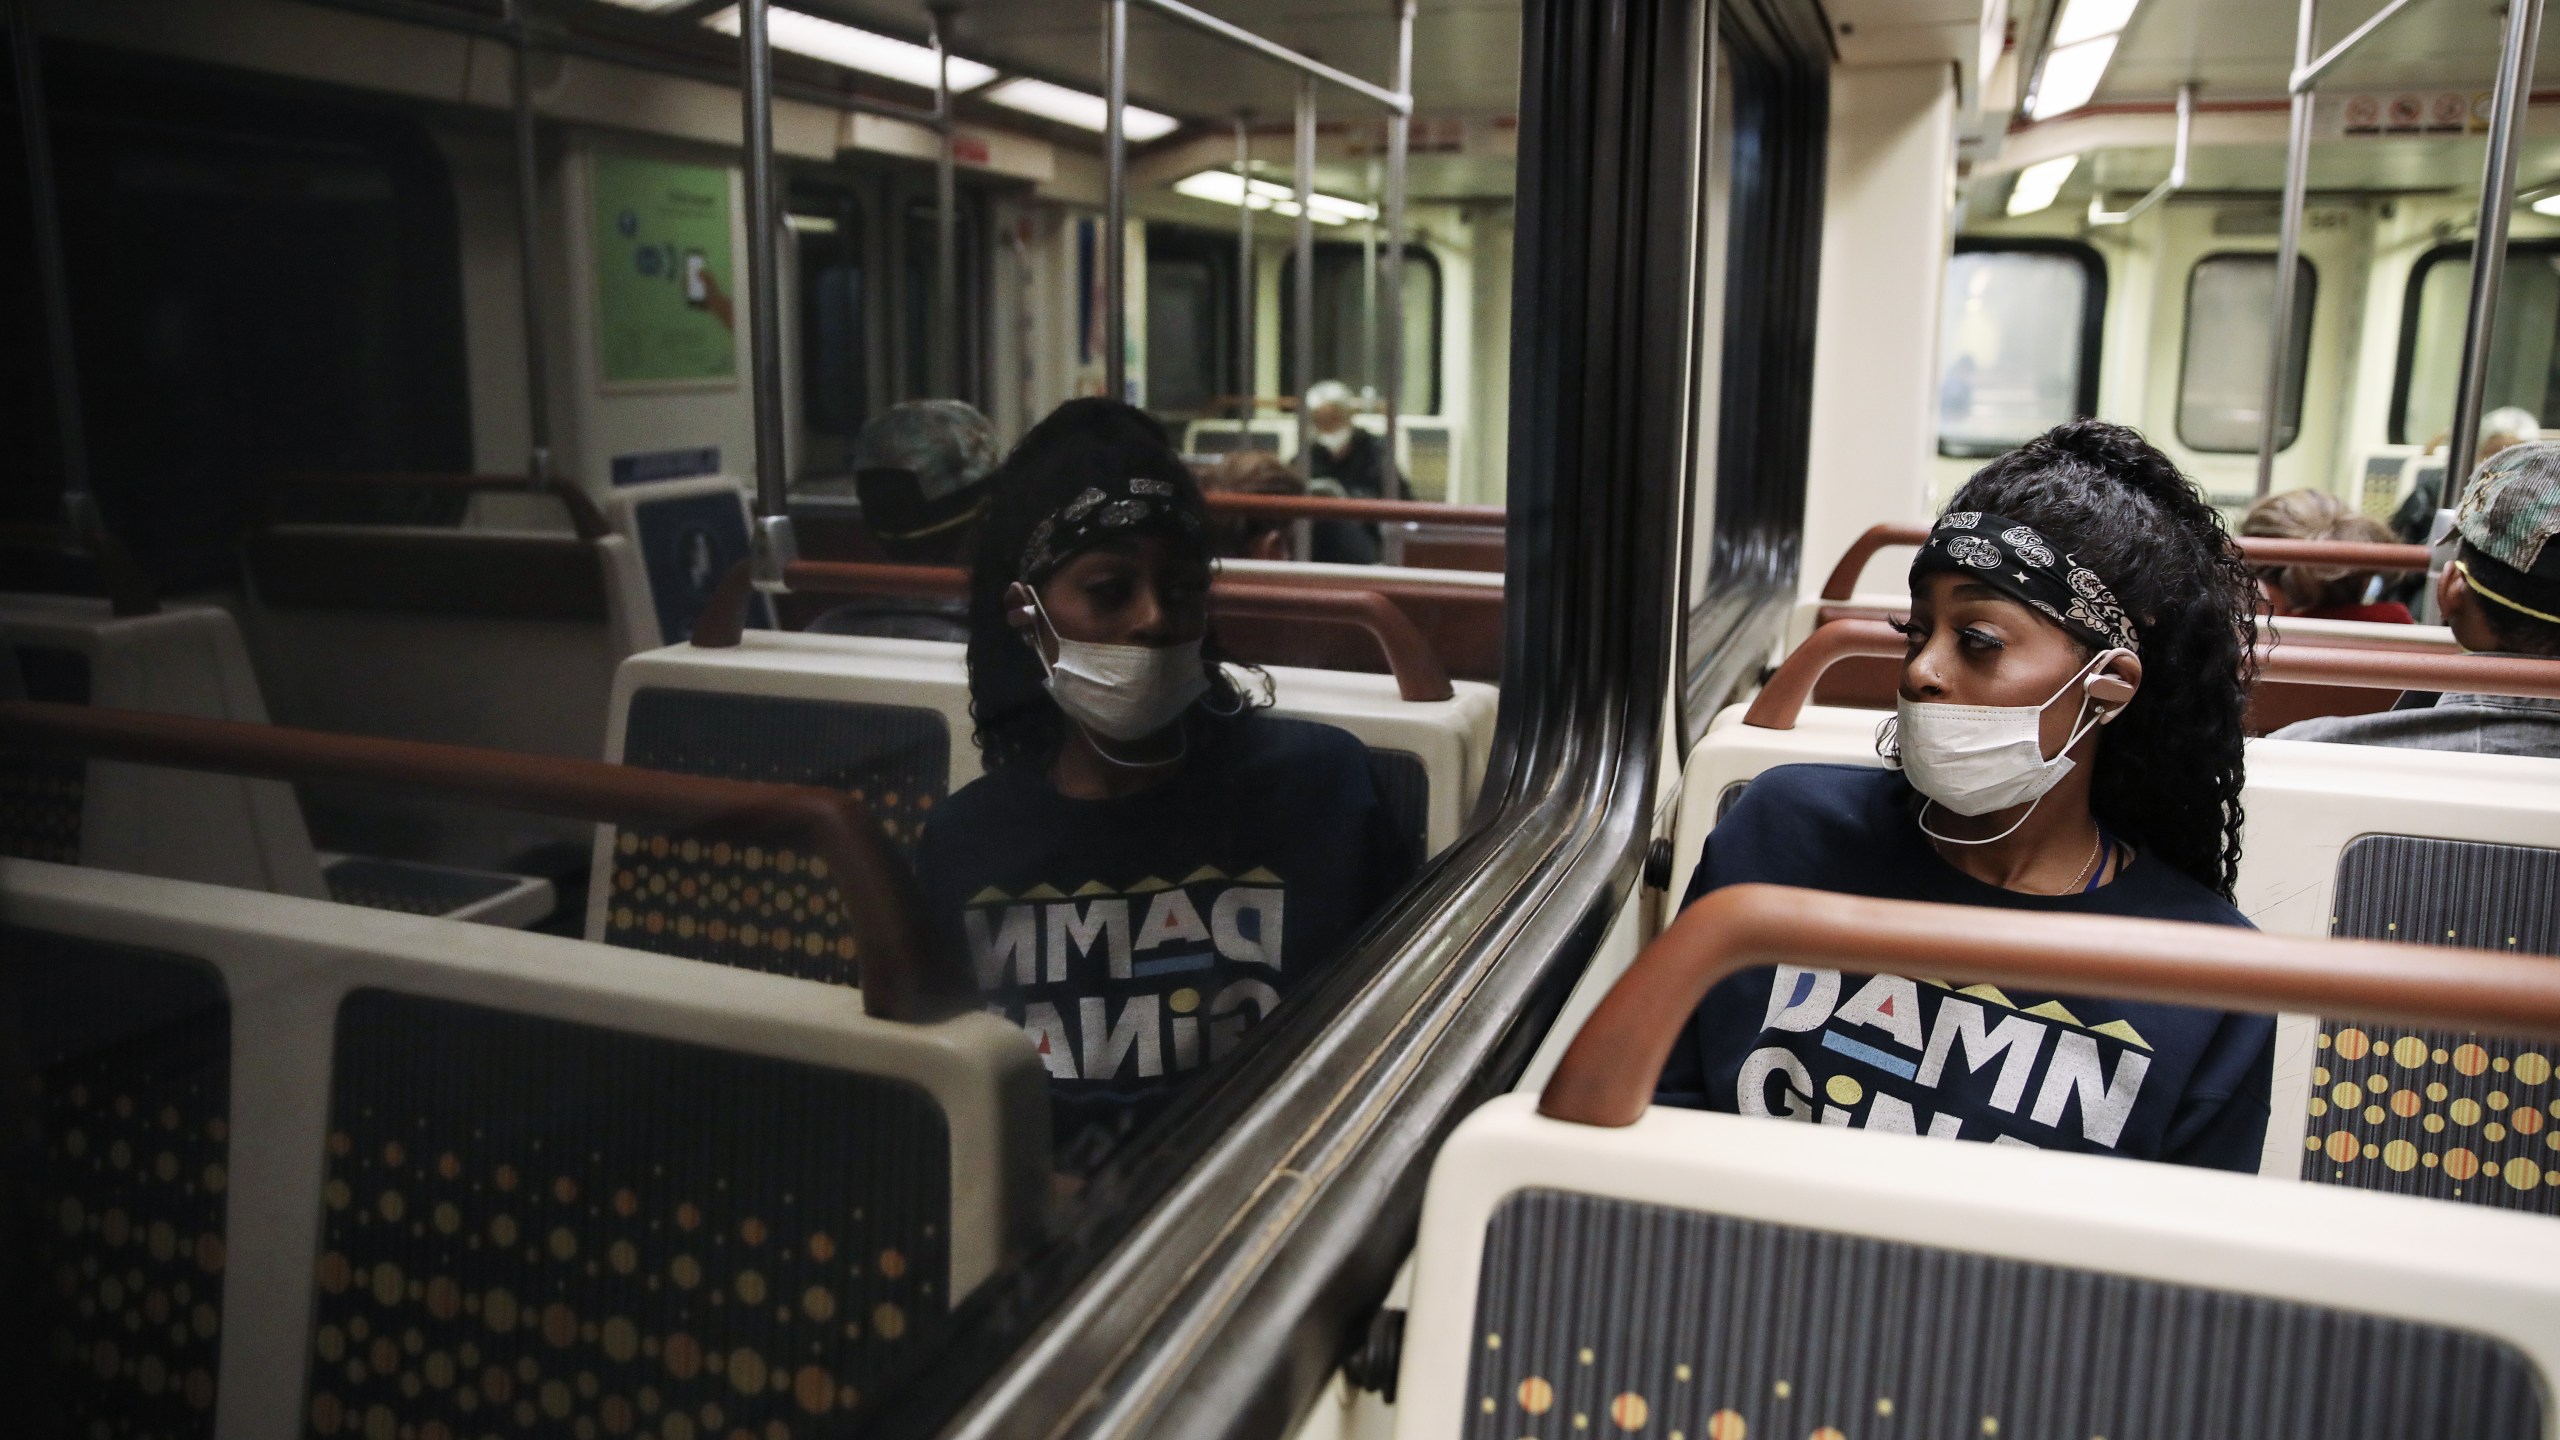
[2276,440,2560,757]
[810,400,1002,642]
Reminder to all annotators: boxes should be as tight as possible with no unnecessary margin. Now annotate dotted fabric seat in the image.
[2305,835,2560,1212]
[301,991,953,1438]
[597,688,950,984]
[4,928,234,1440]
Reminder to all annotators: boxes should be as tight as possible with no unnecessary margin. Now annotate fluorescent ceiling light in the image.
[983,77,1179,142]
[2535,194,2560,217]
[594,0,695,11]
[2006,155,2078,217]
[2050,0,2142,49]
[2030,34,2118,120]
[1171,170,1378,226]
[704,6,996,93]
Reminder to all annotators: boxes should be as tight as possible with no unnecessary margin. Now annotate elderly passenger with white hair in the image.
[1302,380,1402,565]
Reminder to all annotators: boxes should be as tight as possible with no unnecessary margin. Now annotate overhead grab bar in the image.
[1743,616,2560,731]
[0,702,951,1019]
[2292,0,2428,93]
[2089,82,2192,226]
[1539,884,2560,1127]
[2446,0,2547,481]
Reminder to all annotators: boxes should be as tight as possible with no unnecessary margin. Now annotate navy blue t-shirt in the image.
[1660,764,2275,1172]
[917,714,1414,1173]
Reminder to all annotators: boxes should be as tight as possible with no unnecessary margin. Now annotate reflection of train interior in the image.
[7,0,2560,1437]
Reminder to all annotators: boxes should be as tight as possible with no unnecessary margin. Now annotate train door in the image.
[2140,198,2371,504]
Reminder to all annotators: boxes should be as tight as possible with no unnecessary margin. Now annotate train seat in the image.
[237,521,657,870]
[1216,559,1504,683]
[1668,648,2560,1196]
[2,855,1046,1439]
[585,631,1498,971]
[600,475,775,647]
[0,593,552,925]
[1402,890,2560,1438]
[1395,1094,2559,1440]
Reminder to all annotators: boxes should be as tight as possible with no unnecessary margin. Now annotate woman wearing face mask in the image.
[915,399,1416,1179]
[1657,420,2274,1171]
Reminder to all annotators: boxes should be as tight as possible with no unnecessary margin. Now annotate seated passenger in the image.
[915,398,1416,1177]
[2242,488,2413,624]
[1203,451,1306,562]
[807,399,1002,642]
[2275,442,2560,757]
[1303,380,1397,566]
[1659,420,2275,1170]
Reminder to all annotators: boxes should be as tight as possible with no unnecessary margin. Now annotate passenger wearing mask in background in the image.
[1657,420,2275,1170]
[1203,451,1307,562]
[1303,380,1400,566]
[2276,441,2560,758]
[807,399,1002,642]
[915,398,1415,1180]
[2241,488,2414,624]
[2396,405,2541,544]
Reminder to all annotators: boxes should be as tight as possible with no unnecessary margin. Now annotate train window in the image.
[901,190,987,404]
[2177,252,2317,453]
[1935,241,2105,459]
[2390,240,2560,446]
[792,185,870,479]
[1278,241,1443,414]
[3,49,471,586]
[1145,227,1239,419]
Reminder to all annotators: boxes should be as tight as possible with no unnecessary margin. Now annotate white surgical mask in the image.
[1315,425,1354,454]
[1891,648,2126,844]
[1026,591,1210,747]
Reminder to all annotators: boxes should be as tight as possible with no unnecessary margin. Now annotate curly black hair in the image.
[963,398,1265,771]
[1945,419,2259,899]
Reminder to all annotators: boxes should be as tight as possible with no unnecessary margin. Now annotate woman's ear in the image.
[1005,582,1039,637]
[2087,649,2142,721]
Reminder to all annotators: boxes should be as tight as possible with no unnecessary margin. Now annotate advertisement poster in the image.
[592,153,737,384]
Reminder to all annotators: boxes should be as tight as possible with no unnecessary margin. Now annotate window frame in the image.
[1141,224,1242,420]
[1934,237,2108,460]
[1275,239,1447,416]
[2387,237,2560,445]
[2176,250,2318,455]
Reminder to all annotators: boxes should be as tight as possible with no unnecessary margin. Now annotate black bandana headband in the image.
[1910,510,2141,655]
[1018,474,1205,582]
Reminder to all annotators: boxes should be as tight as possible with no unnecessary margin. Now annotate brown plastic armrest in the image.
[265,471,613,542]
[1818,526,2435,605]
[1540,884,2560,1127]
[2241,537,2433,574]
[1743,618,1904,728]
[689,561,1460,701]
[1745,619,2560,730]
[1209,582,1456,701]
[1203,492,1506,528]
[0,701,953,1021]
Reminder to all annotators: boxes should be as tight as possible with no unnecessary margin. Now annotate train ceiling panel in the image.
[2098,0,2560,102]
[799,0,1525,123]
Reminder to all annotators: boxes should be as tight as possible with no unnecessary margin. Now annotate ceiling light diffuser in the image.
[2050,0,2142,49]
[1170,170,1377,225]
[2005,155,2079,217]
[704,6,996,93]
[2030,34,2118,120]
[983,77,1179,142]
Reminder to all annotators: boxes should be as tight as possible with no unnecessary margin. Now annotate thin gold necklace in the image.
[1931,821,2102,895]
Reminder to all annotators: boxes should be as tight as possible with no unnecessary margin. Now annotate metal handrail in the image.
[1540,884,2560,1127]
[1817,522,2432,602]
[0,701,951,1019]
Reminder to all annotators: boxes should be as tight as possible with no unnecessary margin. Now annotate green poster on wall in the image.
[592,153,737,384]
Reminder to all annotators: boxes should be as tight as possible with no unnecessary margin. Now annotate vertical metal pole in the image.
[9,0,89,515]
[738,0,794,567]
[1235,111,1255,429]
[1292,74,1315,463]
[1102,0,1128,404]
[506,0,552,484]
[930,2,959,400]
[2253,0,2317,497]
[1382,0,1414,491]
[1360,168,1378,397]
[2449,0,2546,483]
